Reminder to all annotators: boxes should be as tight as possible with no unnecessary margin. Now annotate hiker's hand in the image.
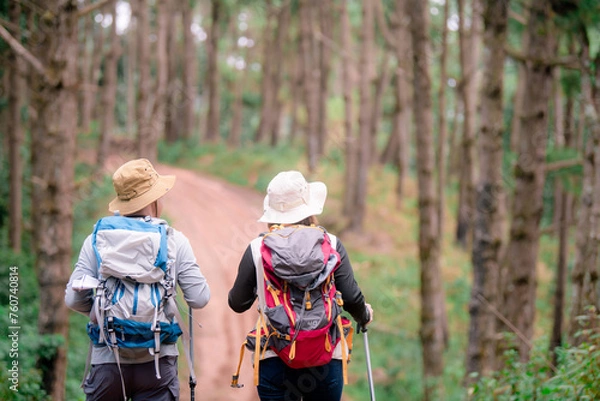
[365,303,373,326]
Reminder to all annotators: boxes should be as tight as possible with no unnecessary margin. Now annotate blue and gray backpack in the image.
[87,215,182,379]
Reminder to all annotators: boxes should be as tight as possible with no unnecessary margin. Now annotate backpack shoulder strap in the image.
[250,236,266,312]
[327,232,338,252]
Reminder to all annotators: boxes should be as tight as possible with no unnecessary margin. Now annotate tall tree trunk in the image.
[126,8,137,138]
[348,0,375,233]
[466,0,509,379]
[89,15,105,125]
[549,61,575,364]
[299,0,320,172]
[136,0,154,159]
[500,0,554,363]
[7,1,25,253]
[436,0,450,240]
[510,35,528,154]
[256,0,276,144]
[149,0,170,148]
[28,1,78,398]
[181,0,197,140]
[229,66,245,148]
[569,57,600,344]
[204,0,222,142]
[317,0,333,156]
[79,10,93,132]
[97,2,120,169]
[257,2,289,146]
[370,54,392,162]
[341,0,357,216]
[288,37,302,144]
[408,0,445,398]
[164,4,181,143]
[455,0,482,249]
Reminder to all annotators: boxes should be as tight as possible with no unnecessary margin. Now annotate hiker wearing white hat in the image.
[66,158,210,401]
[229,170,373,401]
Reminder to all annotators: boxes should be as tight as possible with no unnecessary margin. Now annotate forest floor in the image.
[105,156,263,401]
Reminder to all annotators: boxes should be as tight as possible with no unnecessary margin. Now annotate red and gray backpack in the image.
[231,225,354,388]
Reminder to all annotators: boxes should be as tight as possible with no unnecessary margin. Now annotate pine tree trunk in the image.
[569,61,600,344]
[97,2,120,168]
[204,0,222,142]
[341,0,357,216]
[299,0,320,172]
[349,0,375,232]
[136,0,154,159]
[436,0,450,241]
[164,4,181,143]
[408,0,445,397]
[317,0,333,156]
[79,10,94,132]
[466,0,508,379]
[126,8,137,138]
[181,0,197,139]
[549,62,575,363]
[29,2,78,398]
[500,0,554,363]
[256,0,275,144]
[455,0,482,249]
[149,0,170,148]
[7,1,24,253]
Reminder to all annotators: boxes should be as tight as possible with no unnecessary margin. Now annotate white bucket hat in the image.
[258,171,327,224]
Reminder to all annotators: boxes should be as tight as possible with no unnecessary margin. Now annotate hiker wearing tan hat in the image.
[66,158,210,401]
[229,170,373,401]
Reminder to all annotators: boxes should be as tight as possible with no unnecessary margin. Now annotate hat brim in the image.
[108,175,176,216]
[258,181,327,224]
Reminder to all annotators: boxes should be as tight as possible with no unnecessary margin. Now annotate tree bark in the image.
[135,0,155,160]
[455,0,482,249]
[299,0,320,172]
[97,1,120,169]
[408,0,445,398]
[7,1,25,253]
[126,6,137,138]
[181,0,197,140]
[500,0,555,363]
[568,54,600,344]
[164,3,181,143]
[149,0,170,148]
[348,0,375,233]
[29,1,79,398]
[317,0,333,156]
[341,0,357,217]
[436,0,450,241]
[466,0,509,379]
[204,0,222,142]
[255,0,275,144]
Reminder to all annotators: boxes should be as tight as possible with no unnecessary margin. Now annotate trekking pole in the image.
[358,323,376,401]
[189,306,197,401]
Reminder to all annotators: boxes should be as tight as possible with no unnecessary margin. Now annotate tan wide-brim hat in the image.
[108,158,176,216]
[258,171,327,224]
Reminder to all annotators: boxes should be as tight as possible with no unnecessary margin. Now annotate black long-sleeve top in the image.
[228,234,371,326]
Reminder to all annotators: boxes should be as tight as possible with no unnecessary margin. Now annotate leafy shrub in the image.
[469,310,600,401]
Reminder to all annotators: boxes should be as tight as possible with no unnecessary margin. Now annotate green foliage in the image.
[469,325,600,401]
[0,251,50,401]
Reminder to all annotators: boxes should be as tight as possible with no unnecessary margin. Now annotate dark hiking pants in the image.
[257,357,343,401]
[83,355,179,401]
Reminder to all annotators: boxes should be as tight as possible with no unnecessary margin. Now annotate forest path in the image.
[157,164,263,401]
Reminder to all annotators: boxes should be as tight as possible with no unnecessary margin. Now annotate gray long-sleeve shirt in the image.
[65,217,210,364]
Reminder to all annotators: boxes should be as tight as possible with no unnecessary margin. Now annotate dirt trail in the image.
[158,164,263,401]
